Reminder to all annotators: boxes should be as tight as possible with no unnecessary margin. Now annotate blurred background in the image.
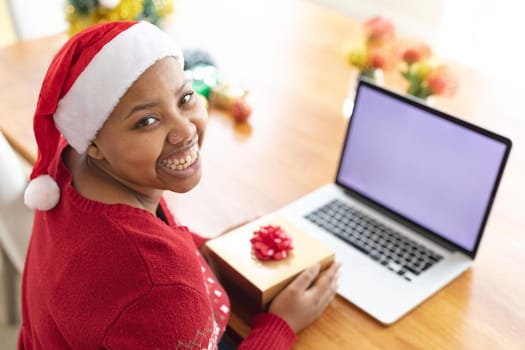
[315,0,522,78]
[0,0,522,347]
[1,0,522,77]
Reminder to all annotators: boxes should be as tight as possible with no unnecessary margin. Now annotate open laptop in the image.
[278,79,512,324]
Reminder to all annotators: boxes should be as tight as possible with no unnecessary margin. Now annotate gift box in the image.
[202,214,335,326]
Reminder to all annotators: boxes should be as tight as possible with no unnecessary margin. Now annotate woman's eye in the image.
[179,91,194,107]
[135,116,158,128]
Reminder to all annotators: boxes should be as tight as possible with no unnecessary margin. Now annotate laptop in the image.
[278,79,512,325]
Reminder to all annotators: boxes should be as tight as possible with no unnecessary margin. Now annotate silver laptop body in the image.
[279,80,511,325]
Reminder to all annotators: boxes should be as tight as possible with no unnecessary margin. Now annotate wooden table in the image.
[1,0,524,348]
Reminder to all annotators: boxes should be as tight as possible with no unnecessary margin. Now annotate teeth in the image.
[160,144,199,171]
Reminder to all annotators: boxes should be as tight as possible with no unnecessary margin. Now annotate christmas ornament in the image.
[99,0,120,9]
[66,0,174,35]
[183,48,216,71]
[184,48,253,122]
[185,65,219,99]
[230,99,252,123]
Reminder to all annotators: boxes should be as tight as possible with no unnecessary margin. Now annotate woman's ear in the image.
[86,142,105,160]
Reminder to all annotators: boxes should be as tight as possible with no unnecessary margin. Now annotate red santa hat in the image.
[24,21,183,211]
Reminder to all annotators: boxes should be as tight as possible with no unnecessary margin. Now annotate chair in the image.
[0,131,33,325]
[6,0,67,40]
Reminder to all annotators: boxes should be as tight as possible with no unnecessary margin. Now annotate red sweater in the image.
[19,143,296,349]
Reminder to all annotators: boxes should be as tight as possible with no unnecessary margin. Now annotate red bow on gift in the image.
[250,225,294,261]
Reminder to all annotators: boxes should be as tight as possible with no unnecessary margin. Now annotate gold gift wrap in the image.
[202,214,335,325]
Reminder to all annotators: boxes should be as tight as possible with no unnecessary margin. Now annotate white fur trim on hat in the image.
[24,175,60,211]
[54,21,183,153]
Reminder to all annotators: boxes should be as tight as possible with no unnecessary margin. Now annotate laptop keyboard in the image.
[304,199,443,282]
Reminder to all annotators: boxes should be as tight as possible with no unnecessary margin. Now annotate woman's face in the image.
[88,56,207,199]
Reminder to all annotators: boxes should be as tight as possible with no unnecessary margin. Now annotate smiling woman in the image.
[18,19,340,350]
[79,57,207,211]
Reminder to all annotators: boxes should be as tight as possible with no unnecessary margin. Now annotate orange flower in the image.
[344,17,459,100]
[368,48,386,69]
[364,16,396,48]
[347,47,393,72]
[426,66,459,96]
[403,62,459,99]
[400,41,432,65]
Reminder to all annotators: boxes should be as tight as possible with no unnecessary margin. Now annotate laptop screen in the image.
[336,81,511,256]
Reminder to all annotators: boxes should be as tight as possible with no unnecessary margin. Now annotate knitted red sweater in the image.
[18,143,296,349]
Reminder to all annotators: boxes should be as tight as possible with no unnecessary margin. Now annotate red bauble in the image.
[231,99,252,123]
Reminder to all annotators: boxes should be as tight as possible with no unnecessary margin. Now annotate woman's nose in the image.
[167,120,197,145]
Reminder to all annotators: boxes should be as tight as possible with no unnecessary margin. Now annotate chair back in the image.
[0,131,33,272]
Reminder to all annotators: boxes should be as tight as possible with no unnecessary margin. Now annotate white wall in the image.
[6,0,67,40]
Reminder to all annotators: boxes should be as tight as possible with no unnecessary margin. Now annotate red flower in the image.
[364,16,396,48]
[250,225,294,261]
[400,41,432,65]
[367,48,386,69]
[426,66,459,96]
[346,16,397,74]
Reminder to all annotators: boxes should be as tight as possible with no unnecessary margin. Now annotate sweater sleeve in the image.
[103,284,220,350]
[237,313,296,350]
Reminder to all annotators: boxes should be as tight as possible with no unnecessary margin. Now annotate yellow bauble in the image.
[98,0,143,22]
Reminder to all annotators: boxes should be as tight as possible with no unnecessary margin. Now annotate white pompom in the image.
[24,175,60,211]
[99,0,120,9]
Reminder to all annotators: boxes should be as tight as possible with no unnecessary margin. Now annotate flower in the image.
[363,16,396,49]
[346,16,396,79]
[403,61,459,99]
[398,40,458,100]
[343,16,460,102]
[426,66,459,96]
[400,40,432,65]
[348,47,389,71]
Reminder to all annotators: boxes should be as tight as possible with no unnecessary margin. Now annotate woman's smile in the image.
[159,143,199,171]
[158,138,201,177]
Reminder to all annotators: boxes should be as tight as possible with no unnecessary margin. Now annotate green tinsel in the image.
[137,0,160,25]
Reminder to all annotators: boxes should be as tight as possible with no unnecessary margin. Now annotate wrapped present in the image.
[202,214,335,326]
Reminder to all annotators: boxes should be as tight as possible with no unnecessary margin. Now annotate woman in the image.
[19,21,340,349]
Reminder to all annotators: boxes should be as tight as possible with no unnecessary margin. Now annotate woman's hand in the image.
[268,261,341,333]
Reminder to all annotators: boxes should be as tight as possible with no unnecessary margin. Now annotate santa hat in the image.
[24,21,183,211]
